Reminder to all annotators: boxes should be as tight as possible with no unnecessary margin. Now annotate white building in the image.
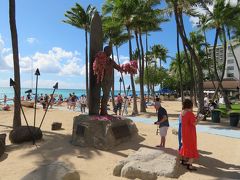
[225,42,240,79]
[207,41,240,80]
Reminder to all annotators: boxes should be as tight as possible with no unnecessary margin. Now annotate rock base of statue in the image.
[0,134,6,157]
[71,115,138,150]
[9,126,43,144]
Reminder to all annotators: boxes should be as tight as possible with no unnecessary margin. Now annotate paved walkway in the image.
[128,116,240,139]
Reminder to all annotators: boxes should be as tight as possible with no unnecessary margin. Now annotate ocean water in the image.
[0,87,138,103]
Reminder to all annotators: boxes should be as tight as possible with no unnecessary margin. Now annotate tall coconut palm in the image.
[9,0,21,128]
[164,0,213,113]
[63,4,96,103]
[151,44,168,68]
[151,44,168,92]
[200,0,240,109]
[176,27,184,102]
[198,15,217,93]
[103,0,140,115]
[102,16,129,107]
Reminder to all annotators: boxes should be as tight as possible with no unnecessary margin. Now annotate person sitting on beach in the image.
[155,104,169,148]
[2,104,10,111]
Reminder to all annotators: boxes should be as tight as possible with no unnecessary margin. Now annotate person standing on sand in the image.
[155,104,169,148]
[179,99,202,171]
[116,93,123,115]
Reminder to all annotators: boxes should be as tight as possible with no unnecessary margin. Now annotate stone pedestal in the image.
[72,115,138,150]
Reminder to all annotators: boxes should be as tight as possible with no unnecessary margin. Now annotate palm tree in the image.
[102,16,129,107]
[176,27,184,102]
[63,3,96,103]
[170,52,190,96]
[9,0,21,128]
[103,0,140,115]
[151,44,168,68]
[151,44,168,92]
[200,0,240,109]
[164,0,212,113]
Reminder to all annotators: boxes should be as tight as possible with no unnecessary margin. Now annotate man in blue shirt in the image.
[155,105,169,147]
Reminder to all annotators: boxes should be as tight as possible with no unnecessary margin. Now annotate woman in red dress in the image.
[179,99,200,170]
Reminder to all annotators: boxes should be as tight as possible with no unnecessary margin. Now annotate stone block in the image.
[52,122,62,130]
[113,147,178,180]
[71,115,138,150]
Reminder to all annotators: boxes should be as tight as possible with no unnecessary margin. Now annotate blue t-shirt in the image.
[158,107,169,127]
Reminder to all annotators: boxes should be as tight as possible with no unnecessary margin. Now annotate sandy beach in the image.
[0,101,240,180]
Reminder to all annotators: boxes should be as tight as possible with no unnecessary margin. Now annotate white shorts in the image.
[160,127,168,137]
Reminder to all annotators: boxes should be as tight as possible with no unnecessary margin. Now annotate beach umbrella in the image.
[25,89,32,94]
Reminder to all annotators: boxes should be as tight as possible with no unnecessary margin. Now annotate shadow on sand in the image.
[4,127,240,179]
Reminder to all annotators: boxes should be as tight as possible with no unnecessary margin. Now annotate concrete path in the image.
[128,116,240,139]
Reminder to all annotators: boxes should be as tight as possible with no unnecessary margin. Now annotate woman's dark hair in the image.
[182,99,193,109]
[156,97,160,101]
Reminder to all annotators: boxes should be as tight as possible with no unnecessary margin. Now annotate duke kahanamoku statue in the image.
[93,45,137,116]
[100,46,123,115]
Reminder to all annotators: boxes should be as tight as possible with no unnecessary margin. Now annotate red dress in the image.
[179,111,199,159]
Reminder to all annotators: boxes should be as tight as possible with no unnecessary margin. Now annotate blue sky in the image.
[0,0,214,90]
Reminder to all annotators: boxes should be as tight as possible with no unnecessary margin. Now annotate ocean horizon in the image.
[0,87,138,101]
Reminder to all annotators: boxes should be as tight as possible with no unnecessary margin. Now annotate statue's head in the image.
[104,46,112,57]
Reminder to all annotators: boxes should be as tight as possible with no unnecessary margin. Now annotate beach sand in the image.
[0,101,240,180]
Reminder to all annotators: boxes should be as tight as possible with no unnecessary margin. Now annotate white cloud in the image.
[21,79,85,89]
[0,37,84,76]
[27,37,38,44]
[189,4,213,27]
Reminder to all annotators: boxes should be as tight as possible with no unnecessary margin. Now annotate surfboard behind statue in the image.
[89,12,103,115]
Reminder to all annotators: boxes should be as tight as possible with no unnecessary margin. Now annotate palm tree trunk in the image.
[176,26,183,103]
[111,50,115,108]
[174,3,204,113]
[85,29,89,104]
[213,28,231,110]
[116,46,126,95]
[127,26,138,115]
[9,0,21,129]
[145,32,150,102]
[182,43,197,106]
[139,30,146,112]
